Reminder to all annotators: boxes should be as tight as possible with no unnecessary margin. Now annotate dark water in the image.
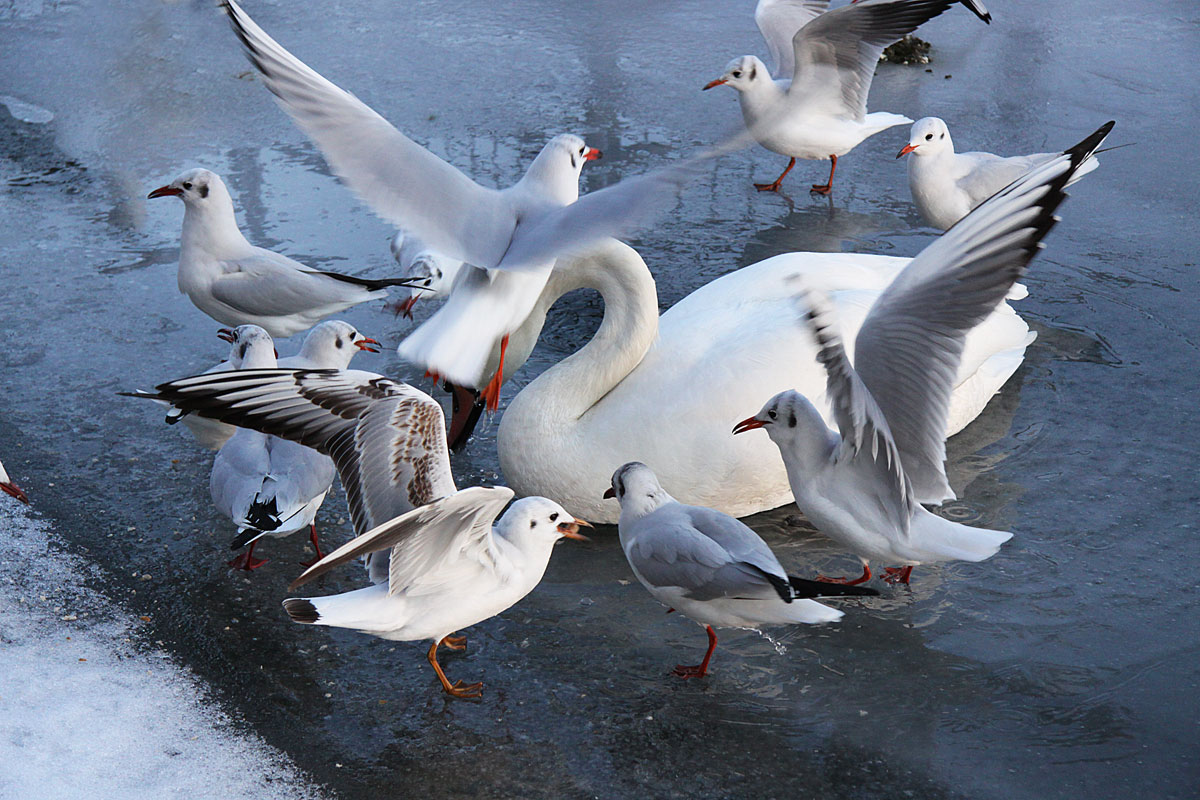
[1,0,1197,797]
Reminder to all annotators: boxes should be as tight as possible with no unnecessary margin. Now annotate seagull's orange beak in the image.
[732,416,766,435]
[558,518,593,541]
[216,327,236,343]
[355,337,381,353]
[897,143,918,158]
[1,481,29,504]
[147,185,183,199]
[583,147,602,162]
[702,78,728,91]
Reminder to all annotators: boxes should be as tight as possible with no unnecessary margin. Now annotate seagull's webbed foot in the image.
[809,154,838,195]
[228,542,268,572]
[440,635,467,651]
[428,639,483,699]
[670,625,717,680]
[817,564,871,585]
[445,680,484,699]
[754,157,796,192]
[883,565,914,585]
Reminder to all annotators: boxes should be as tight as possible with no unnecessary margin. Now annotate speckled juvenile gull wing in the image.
[223,0,516,270]
[143,368,457,536]
[754,0,831,78]
[852,121,1114,504]
[785,0,957,121]
[289,486,514,591]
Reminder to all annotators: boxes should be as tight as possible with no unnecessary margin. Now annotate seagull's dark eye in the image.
[335,337,344,349]
[349,331,357,340]
[578,146,585,155]
[767,409,777,420]
[925,133,933,141]
[732,70,742,78]
[549,512,559,522]
[182,181,192,190]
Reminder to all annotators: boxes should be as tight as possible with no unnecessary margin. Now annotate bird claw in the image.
[754,181,782,192]
[671,664,708,680]
[228,552,268,571]
[809,183,833,195]
[445,680,484,699]
[883,566,914,585]
[440,635,467,651]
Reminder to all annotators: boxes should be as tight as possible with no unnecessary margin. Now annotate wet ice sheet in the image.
[0,499,326,800]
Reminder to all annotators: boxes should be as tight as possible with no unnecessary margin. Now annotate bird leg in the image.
[445,382,485,453]
[754,157,796,192]
[439,634,467,651]
[298,523,325,568]
[1,481,29,504]
[228,540,267,571]
[810,154,838,194]
[672,625,718,679]
[883,565,914,585]
[480,334,510,413]
[427,639,483,698]
[817,563,871,585]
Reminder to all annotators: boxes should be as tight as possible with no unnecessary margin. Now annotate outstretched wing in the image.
[755,0,831,78]
[853,121,1115,503]
[223,0,517,269]
[145,368,457,535]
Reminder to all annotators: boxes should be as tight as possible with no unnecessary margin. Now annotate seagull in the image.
[734,121,1114,584]
[127,364,590,697]
[705,0,983,193]
[387,230,464,319]
[205,326,337,570]
[604,462,877,678]
[0,458,29,504]
[899,117,1103,230]
[223,0,737,409]
[147,168,411,337]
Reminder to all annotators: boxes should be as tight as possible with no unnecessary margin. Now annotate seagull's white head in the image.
[499,496,592,547]
[898,117,953,159]
[522,134,602,205]
[733,390,831,451]
[703,56,767,93]
[603,462,674,520]
[217,324,277,369]
[296,320,380,369]
[147,168,233,210]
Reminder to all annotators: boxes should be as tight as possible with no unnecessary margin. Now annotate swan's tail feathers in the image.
[283,597,320,624]
[914,513,1013,563]
[788,576,880,599]
[863,112,913,136]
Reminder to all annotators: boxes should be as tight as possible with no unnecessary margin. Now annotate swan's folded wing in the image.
[785,0,957,120]
[287,486,514,591]
[143,368,457,535]
[755,0,831,77]
[223,0,516,269]
[852,122,1114,504]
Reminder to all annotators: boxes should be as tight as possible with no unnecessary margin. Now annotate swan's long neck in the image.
[506,239,659,423]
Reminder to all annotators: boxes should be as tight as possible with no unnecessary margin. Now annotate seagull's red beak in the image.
[354,337,381,353]
[558,518,593,541]
[896,143,918,158]
[602,487,616,499]
[1,481,30,504]
[216,327,236,343]
[583,147,602,162]
[397,295,420,319]
[147,185,183,199]
[732,416,766,435]
[702,78,728,91]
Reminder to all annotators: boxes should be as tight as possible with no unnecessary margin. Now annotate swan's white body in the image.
[498,240,1033,523]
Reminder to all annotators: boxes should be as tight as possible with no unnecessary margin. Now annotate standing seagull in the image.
[0,459,29,504]
[148,168,410,337]
[705,0,983,193]
[206,326,336,570]
[604,462,877,678]
[899,117,1103,230]
[735,122,1114,584]
[130,367,588,698]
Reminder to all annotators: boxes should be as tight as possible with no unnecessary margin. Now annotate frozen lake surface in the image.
[0,0,1197,797]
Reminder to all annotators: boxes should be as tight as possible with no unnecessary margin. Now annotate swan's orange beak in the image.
[147,185,182,199]
[897,143,918,158]
[703,78,727,90]
[354,337,381,353]
[558,518,593,541]
[732,416,766,435]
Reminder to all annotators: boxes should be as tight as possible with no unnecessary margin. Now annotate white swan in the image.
[497,239,1034,524]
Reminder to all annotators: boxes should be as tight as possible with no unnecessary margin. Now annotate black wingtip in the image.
[311,270,424,292]
[282,597,320,624]
[1065,121,1116,167]
[788,576,880,598]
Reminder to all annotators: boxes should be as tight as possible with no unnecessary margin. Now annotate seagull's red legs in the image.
[884,565,914,585]
[817,564,871,585]
[811,155,838,194]
[480,334,509,413]
[754,157,796,192]
[427,638,483,698]
[672,625,718,679]
[298,523,325,568]
[228,540,267,571]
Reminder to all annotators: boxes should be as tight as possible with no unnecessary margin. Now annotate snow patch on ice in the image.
[0,496,328,800]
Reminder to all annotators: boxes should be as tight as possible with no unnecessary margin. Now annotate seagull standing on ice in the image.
[705,0,985,193]
[899,117,1104,230]
[734,122,1114,584]
[148,168,409,337]
[604,462,877,679]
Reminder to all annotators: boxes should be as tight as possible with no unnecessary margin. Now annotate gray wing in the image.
[626,507,783,602]
[264,438,336,517]
[785,0,957,121]
[852,121,1114,504]
[682,505,789,580]
[223,0,517,269]
[289,486,513,591]
[755,0,831,77]
[145,368,457,535]
[210,429,271,526]
[957,152,1053,207]
[209,251,377,318]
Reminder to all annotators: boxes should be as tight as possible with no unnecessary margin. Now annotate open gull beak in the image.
[702,78,728,91]
[216,327,236,343]
[583,147,602,162]
[355,337,381,353]
[896,143,918,158]
[732,416,766,435]
[147,185,183,199]
[558,518,593,541]
[397,295,420,319]
[1,481,30,504]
